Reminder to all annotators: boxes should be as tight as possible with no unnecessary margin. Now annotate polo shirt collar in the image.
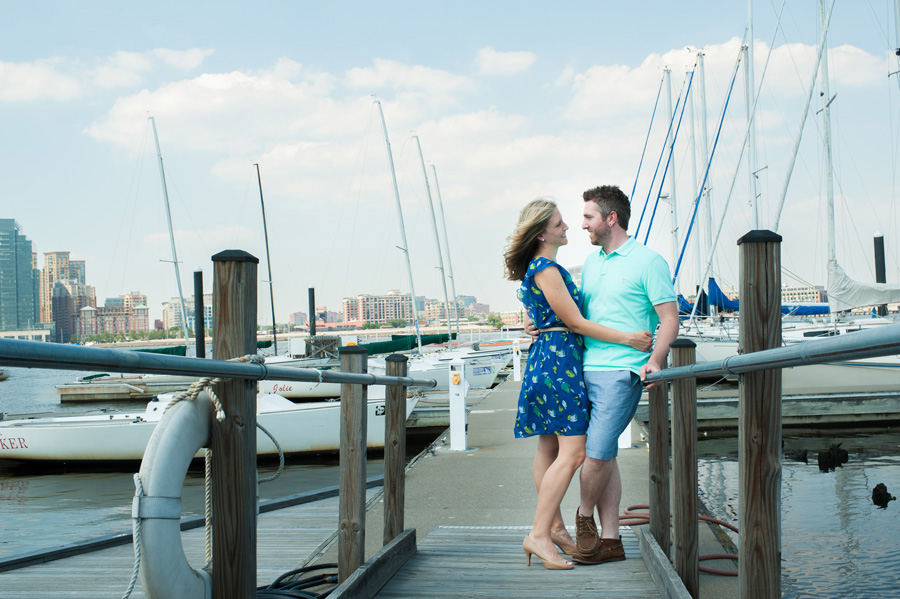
[598,236,635,259]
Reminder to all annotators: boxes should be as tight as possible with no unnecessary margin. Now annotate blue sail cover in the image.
[707,277,830,315]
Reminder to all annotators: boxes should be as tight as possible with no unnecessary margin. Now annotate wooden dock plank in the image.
[374,526,662,599]
[0,491,376,597]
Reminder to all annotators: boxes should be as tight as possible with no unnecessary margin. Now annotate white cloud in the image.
[91,51,154,89]
[0,58,81,101]
[476,46,537,75]
[0,48,218,101]
[554,66,575,87]
[151,48,215,70]
[345,58,470,95]
[84,65,352,153]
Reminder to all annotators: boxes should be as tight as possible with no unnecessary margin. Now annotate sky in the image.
[3,1,900,325]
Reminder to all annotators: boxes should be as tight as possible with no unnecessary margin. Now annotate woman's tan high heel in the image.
[523,534,573,570]
[551,530,577,556]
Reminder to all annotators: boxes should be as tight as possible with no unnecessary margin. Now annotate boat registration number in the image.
[472,366,492,376]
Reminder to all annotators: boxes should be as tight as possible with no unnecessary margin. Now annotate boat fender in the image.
[134,392,214,599]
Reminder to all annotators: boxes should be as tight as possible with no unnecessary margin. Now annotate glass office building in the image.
[0,219,40,331]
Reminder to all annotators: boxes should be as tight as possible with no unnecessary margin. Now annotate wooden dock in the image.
[374,526,660,598]
[0,489,378,597]
[315,376,734,599]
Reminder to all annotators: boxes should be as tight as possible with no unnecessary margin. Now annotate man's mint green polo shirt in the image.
[581,237,676,374]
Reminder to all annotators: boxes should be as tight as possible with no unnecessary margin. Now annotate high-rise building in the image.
[343,290,415,325]
[40,250,85,322]
[0,219,41,331]
[162,294,212,332]
[51,279,96,342]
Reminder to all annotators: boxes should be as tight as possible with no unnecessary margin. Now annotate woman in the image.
[503,198,651,570]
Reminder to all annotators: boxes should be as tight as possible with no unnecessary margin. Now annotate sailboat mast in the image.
[742,44,760,229]
[430,164,460,347]
[374,100,423,352]
[746,0,760,229]
[687,64,701,310]
[818,0,837,264]
[895,0,900,59]
[255,163,278,356]
[413,136,454,348]
[664,67,679,288]
[149,116,191,353]
[698,51,716,319]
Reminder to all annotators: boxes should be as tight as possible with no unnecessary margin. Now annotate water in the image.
[0,364,434,560]
[697,431,900,598]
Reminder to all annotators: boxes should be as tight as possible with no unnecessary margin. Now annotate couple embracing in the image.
[503,185,679,570]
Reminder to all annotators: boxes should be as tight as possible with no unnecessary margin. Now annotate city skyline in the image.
[3,2,899,324]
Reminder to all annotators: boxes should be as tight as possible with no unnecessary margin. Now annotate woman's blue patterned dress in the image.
[514,257,589,438]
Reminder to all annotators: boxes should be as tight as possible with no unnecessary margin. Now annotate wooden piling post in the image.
[210,249,259,599]
[647,356,670,557]
[737,230,783,599]
[383,354,408,545]
[339,345,369,583]
[671,339,698,598]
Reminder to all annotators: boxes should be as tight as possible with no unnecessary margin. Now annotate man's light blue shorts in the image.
[584,370,643,461]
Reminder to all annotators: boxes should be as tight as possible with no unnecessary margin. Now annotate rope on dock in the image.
[121,474,144,599]
[622,504,739,576]
[164,353,266,422]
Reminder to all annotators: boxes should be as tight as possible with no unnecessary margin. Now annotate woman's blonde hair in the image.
[503,197,557,281]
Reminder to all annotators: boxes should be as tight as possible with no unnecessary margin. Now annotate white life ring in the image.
[133,393,213,599]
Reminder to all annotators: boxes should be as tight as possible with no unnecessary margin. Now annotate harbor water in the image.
[698,431,900,598]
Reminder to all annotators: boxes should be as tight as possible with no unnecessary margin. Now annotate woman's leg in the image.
[528,434,586,559]
[533,435,577,546]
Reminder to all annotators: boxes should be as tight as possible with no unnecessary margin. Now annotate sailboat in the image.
[642,4,900,402]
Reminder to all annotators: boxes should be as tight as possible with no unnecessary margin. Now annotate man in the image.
[532,184,678,564]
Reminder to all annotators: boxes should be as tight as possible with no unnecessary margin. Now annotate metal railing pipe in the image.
[644,322,900,383]
[0,339,437,388]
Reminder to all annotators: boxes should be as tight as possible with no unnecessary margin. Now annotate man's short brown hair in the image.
[583,185,631,230]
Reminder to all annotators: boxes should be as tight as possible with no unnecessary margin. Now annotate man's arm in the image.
[640,300,679,387]
[523,312,538,341]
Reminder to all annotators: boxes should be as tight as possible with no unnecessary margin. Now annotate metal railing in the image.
[644,321,900,383]
[0,338,438,389]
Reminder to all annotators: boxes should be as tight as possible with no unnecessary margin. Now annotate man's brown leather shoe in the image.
[573,508,601,558]
[571,537,626,565]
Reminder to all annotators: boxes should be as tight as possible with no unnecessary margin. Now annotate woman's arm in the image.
[534,266,652,351]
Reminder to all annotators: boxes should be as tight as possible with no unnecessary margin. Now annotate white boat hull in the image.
[0,393,417,462]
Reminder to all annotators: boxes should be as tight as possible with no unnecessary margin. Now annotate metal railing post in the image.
[738,230,783,599]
